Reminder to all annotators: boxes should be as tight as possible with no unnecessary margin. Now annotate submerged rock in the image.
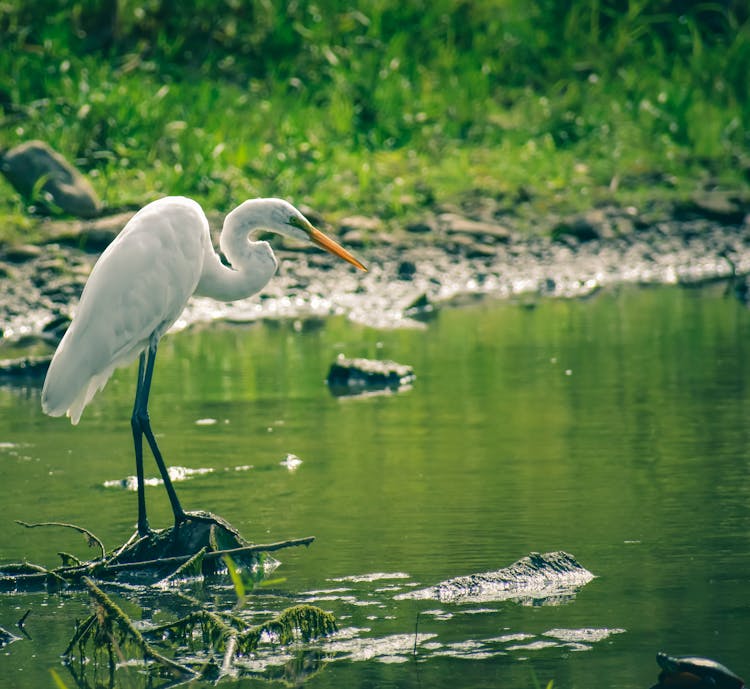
[395,551,594,604]
[326,356,415,396]
[0,140,101,218]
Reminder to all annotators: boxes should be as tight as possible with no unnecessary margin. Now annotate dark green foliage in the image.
[0,1,748,226]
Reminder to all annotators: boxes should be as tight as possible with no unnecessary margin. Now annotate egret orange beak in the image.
[309,226,368,272]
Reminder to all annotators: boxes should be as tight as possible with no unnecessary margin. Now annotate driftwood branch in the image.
[0,534,315,591]
[16,520,106,561]
[104,536,316,574]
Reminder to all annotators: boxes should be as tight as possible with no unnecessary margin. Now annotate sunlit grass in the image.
[0,1,748,237]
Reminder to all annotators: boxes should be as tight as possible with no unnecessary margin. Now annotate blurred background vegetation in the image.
[1,0,749,226]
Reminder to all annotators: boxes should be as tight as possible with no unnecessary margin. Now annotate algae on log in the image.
[65,578,337,684]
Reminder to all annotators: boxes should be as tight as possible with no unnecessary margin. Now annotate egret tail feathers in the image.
[42,356,117,425]
[41,325,142,424]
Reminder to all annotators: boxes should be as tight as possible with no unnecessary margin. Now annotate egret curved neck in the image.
[195,213,279,302]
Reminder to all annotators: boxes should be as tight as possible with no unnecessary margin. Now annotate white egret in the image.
[41,196,366,535]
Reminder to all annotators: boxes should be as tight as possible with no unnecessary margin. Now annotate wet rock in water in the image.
[0,140,101,218]
[0,626,20,648]
[327,356,415,396]
[0,355,52,380]
[395,551,594,604]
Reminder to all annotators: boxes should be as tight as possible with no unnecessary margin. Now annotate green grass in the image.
[1,1,748,240]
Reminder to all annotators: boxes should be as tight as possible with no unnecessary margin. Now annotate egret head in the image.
[232,198,367,271]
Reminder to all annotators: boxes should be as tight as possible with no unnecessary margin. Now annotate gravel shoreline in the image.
[1,200,750,358]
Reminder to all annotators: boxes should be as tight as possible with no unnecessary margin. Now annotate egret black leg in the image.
[136,344,187,528]
[131,352,150,536]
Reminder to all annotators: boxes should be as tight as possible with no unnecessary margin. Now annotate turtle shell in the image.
[656,652,745,689]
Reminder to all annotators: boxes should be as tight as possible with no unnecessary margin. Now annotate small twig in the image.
[16,520,106,561]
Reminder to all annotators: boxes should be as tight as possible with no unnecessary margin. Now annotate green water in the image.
[1,284,749,688]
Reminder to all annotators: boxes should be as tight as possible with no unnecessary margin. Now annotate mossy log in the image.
[64,577,337,682]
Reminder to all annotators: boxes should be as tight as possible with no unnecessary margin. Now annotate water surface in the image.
[1,284,749,688]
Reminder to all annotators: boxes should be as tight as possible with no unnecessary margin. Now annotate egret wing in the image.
[42,202,205,423]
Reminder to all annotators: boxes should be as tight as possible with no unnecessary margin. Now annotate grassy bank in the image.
[1,1,749,238]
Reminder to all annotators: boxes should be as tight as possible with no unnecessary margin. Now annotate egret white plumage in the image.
[41,196,366,535]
